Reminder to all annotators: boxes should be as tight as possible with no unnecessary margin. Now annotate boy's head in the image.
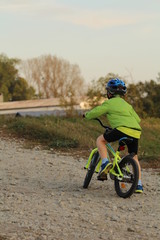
[106,78,127,99]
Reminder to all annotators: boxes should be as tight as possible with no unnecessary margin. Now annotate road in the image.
[0,136,159,240]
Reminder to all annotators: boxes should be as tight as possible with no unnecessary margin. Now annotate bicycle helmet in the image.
[106,78,127,96]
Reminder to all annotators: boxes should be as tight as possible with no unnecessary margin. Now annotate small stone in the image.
[112,206,117,211]
[44,211,50,216]
[127,227,135,232]
[110,216,119,222]
[10,182,17,186]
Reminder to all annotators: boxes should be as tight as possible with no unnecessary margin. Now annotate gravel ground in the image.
[0,137,160,240]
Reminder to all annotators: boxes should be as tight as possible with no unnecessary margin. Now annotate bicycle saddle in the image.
[119,137,133,146]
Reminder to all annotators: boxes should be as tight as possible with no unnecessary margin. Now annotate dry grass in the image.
[0,115,160,164]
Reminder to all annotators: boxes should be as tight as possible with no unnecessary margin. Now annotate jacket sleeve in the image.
[85,101,108,120]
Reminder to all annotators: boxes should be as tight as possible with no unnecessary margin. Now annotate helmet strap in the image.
[107,91,114,99]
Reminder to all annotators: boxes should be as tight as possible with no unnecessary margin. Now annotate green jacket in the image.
[85,96,141,134]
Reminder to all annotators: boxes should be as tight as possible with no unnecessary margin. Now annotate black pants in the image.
[103,128,138,154]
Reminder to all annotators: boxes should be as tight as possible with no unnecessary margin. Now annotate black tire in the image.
[83,152,100,189]
[114,155,139,198]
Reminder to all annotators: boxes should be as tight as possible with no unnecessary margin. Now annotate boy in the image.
[84,78,143,193]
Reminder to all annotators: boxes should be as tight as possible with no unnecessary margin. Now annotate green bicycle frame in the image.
[84,143,124,179]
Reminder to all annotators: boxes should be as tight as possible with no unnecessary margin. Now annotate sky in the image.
[0,0,160,84]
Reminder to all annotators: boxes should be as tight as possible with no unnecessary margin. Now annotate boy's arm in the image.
[85,101,108,120]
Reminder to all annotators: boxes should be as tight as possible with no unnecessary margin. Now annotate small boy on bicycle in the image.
[84,78,143,193]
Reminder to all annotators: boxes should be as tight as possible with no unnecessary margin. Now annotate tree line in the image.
[0,53,159,118]
[0,53,84,108]
[87,73,160,118]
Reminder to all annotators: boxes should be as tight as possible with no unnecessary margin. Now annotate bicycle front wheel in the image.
[83,151,100,189]
[114,155,139,198]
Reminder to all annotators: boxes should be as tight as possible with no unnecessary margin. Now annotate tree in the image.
[20,54,84,112]
[125,80,160,117]
[87,73,123,107]
[142,80,160,117]
[9,77,35,101]
[0,54,19,101]
[125,82,145,117]
[0,53,35,101]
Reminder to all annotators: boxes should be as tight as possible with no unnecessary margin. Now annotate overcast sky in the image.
[0,0,160,83]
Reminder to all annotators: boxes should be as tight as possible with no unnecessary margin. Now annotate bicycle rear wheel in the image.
[114,155,139,198]
[83,151,100,189]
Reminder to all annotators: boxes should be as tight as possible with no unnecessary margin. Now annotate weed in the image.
[0,115,160,163]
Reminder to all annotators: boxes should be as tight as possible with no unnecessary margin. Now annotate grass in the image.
[140,118,160,160]
[0,115,160,165]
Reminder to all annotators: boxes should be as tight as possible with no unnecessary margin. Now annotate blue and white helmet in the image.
[106,78,127,96]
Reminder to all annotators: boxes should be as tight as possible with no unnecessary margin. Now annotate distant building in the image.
[0,96,106,116]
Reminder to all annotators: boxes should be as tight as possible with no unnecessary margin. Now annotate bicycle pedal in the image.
[97,175,108,181]
[109,173,115,180]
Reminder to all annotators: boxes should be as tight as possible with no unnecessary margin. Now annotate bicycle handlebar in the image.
[94,118,112,130]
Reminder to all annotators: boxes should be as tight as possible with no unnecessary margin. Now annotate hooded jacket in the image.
[85,96,141,139]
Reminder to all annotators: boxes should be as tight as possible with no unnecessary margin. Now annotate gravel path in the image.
[0,137,160,240]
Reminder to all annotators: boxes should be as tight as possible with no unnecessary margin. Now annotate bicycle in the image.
[83,118,139,198]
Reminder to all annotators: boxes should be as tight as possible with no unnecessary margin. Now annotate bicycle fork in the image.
[84,148,102,173]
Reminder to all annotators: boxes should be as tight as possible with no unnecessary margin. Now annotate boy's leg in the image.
[96,135,108,159]
[133,155,143,193]
[133,155,141,180]
[96,129,124,179]
[96,135,112,180]
[127,139,143,193]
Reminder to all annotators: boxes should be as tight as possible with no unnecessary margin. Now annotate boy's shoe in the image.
[135,185,143,193]
[97,162,112,181]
